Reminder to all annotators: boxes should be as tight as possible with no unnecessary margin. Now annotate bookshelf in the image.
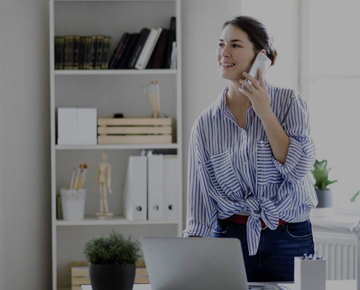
[55,69,178,75]
[49,0,182,289]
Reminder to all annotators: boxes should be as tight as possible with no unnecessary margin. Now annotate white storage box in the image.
[58,108,97,145]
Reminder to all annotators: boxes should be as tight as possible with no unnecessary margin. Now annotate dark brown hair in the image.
[223,16,277,66]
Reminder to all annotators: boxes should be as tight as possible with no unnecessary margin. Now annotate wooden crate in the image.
[97,118,172,145]
[71,261,89,290]
[71,261,149,289]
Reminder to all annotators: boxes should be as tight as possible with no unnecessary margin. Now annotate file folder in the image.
[147,153,179,221]
[163,155,179,220]
[123,156,147,221]
[147,153,164,220]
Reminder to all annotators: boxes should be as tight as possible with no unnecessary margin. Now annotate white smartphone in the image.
[247,52,271,81]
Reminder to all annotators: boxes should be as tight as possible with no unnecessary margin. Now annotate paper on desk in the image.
[277,284,296,290]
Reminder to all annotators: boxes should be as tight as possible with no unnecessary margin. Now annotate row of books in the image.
[54,16,176,70]
[55,35,111,70]
[108,17,176,70]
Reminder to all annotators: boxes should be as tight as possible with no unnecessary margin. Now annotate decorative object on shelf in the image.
[310,159,337,217]
[94,150,113,219]
[113,113,124,118]
[143,78,161,117]
[97,117,172,145]
[351,221,360,290]
[83,230,141,290]
[57,108,97,145]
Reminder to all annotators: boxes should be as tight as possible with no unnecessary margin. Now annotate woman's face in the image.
[217,25,257,81]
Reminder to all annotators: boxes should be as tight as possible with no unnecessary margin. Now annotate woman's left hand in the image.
[239,69,272,121]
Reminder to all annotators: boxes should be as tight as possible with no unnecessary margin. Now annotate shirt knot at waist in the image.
[244,193,280,230]
[243,193,281,256]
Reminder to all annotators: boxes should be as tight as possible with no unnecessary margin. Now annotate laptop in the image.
[140,236,268,290]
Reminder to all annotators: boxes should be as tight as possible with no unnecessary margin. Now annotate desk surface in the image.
[81,280,357,290]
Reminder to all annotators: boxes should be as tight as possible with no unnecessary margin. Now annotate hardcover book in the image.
[135,28,162,70]
[73,35,80,70]
[101,36,112,69]
[64,35,74,69]
[146,28,169,69]
[117,33,140,69]
[108,33,130,69]
[165,17,176,69]
[94,35,104,69]
[78,36,87,69]
[85,36,97,69]
[127,28,150,69]
[55,36,65,69]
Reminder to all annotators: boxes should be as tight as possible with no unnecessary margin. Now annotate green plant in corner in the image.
[311,159,337,190]
[350,190,360,202]
[84,230,141,266]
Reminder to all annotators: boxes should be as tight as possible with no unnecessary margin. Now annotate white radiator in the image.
[313,231,357,280]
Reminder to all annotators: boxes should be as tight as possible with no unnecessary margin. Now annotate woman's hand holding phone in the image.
[238,69,273,121]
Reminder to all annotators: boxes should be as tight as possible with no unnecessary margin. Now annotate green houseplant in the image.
[84,230,141,290]
[311,159,337,209]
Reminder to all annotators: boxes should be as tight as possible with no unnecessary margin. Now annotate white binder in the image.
[147,153,164,220]
[163,155,179,220]
[122,155,147,221]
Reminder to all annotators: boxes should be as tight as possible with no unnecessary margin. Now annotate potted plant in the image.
[311,159,337,209]
[84,230,141,290]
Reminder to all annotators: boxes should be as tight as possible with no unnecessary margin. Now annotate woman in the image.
[183,16,317,282]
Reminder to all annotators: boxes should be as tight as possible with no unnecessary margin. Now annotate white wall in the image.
[181,0,240,228]
[0,0,299,289]
[0,0,51,289]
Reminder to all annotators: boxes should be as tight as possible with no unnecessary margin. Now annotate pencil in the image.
[155,78,160,117]
[79,163,88,189]
[74,163,82,190]
[150,81,158,117]
[144,84,156,116]
[70,167,76,189]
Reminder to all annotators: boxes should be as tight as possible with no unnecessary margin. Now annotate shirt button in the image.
[244,161,248,166]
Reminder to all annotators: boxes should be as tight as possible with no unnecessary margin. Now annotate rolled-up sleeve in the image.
[183,125,215,238]
[272,94,316,183]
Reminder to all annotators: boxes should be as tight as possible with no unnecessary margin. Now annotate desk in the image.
[81,280,357,290]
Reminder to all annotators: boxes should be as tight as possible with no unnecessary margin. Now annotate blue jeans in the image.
[210,218,314,282]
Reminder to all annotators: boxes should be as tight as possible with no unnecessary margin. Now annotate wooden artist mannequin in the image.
[94,150,113,218]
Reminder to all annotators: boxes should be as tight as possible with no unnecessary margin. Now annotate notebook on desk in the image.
[140,236,271,290]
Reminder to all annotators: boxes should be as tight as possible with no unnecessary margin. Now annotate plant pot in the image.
[89,263,136,290]
[311,189,334,218]
[316,189,333,208]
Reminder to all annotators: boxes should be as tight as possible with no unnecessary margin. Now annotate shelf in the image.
[54,69,178,76]
[55,0,175,2]
[55,144,178,150]
[56,216,180,226]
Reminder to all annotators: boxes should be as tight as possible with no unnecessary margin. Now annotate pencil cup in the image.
[60,188,86,221]
[294,256,326,290]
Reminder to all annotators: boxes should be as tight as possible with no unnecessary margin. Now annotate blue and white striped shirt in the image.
[183,81,317,256]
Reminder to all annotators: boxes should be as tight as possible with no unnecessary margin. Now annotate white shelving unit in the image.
[49,0,182,289]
